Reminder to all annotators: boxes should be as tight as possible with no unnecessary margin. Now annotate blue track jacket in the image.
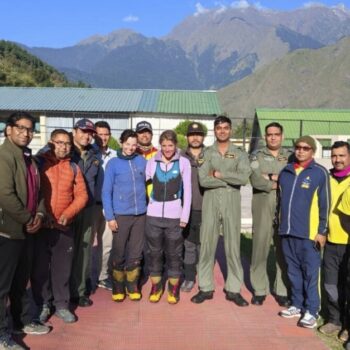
[278,159,330,240]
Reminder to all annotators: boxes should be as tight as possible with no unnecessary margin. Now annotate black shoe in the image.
[275,295,291,307]
[191,291,214,304]
[224,291,249,307]
[78,296,93,307]
[251,295,266,306]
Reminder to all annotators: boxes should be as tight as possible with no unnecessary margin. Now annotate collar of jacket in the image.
[284,158,316,173]
[3,138,31,158]
[116,149,137,160]
[154,149,181,162]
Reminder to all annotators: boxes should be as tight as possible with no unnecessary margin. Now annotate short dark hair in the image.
[119,129,137,144]
[265,122,283,134]
[159,130,178,145]
[5,111,36,136]
[214,115,231,128]
[50,129,70,139]
[95,121,111,132]
[331,141,350,152]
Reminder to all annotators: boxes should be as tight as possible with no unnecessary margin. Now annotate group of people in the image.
[1,111,350,350]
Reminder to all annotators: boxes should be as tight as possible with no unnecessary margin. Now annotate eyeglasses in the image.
[52,140,72,147]
[13,124,34,134]
[295,145,312,151]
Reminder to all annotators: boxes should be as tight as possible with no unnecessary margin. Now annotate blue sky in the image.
[1,0,350,48]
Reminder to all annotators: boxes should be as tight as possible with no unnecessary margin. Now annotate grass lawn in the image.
[240,232,346,350]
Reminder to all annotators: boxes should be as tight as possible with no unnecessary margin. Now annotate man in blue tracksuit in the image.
[278,136,330,329]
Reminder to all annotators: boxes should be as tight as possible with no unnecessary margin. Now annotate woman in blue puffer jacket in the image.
[102,129,146,302]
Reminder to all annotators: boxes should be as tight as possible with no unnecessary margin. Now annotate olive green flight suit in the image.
[198,142,251,293]
[250,147,292,297]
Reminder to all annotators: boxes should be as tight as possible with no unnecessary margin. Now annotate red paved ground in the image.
[17,262,329,350]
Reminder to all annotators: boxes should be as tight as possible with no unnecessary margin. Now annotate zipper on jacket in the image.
[129,160,138,215]
[287,175,299,234]
[162,163,167,218]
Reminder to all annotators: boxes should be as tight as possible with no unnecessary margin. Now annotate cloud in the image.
[231,0,250,9]
[194,2,210,16]
[215,3,227,14]
[122,15,139,23]
[302,2,326,8]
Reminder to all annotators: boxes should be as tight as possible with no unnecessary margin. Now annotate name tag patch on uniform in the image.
[301,176,311,189]
[225,153,235,159]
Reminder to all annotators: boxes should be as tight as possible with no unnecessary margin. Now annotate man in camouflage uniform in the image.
[191,116,251,306]
[250,122,291,306]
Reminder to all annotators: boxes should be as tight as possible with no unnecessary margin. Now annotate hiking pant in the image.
[281,236,321,317]
[112,215,145,270]
[323,242,349,326]
[31,227,74,310]
[146,216,183,278]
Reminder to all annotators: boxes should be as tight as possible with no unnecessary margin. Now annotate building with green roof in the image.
[0,87,221,150]
[251,108,350,158]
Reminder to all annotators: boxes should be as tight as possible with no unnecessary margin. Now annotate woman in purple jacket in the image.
[145,130,191,304]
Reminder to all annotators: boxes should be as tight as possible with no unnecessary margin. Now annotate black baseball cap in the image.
[187,122,205,136]
[136,121,153,133]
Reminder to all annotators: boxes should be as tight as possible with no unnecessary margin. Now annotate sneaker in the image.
[298,311,317,329]
[339,329,349,343]
[318,322,341,336]
[13,321,50,335]
[279,306,302,318]
[97,279,112,291]
[0,334,25,350]
[37,304,51,323]
[180,280,195,293]
[55,309,76,323]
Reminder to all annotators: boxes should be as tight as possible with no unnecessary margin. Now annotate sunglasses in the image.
[295,145,312,151]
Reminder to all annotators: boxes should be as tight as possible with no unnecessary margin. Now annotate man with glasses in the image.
[92,121,116,291]
[278,136,330,329]
[31,129,88,324]
[250,122,291,307]
[0,112,50,350]
[70,119,100,307]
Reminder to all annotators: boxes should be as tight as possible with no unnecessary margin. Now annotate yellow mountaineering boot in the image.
[149,276,163,303]
[167,278,180,305]
[126,267,142,301]
[112,269,125,302]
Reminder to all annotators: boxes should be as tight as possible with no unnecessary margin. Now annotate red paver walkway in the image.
[18,262,329,350]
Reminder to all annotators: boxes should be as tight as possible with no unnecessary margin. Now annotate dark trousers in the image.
[146,216,183,279]
[281,236,321,317]
[182,210,201,281]
[31,227,74,310]
[323,242,349,326]
[112,215,145,271]
[0,236,33,336]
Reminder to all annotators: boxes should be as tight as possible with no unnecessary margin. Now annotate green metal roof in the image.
[0,87,221,115]
[255,108,350,140]
[157,90,221,115]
